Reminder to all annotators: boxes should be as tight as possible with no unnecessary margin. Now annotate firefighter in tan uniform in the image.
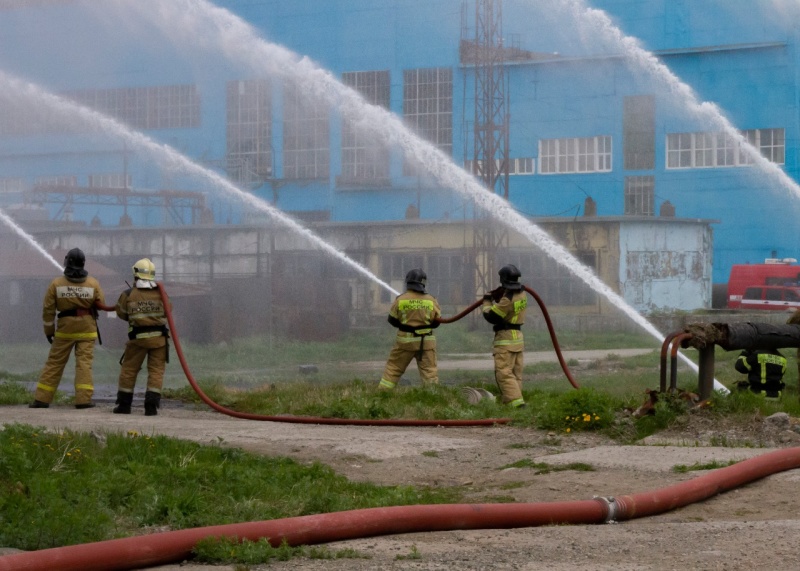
[482,265,528,408]
[30,248,105,409]
[112,258,171,416]
[379,269,442,389]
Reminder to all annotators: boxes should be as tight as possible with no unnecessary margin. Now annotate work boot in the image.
[75,402,96,409]
[28,400,49,409]
[144,391,161,416]
[112,391,133,415]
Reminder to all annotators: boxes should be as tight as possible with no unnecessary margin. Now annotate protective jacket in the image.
[482,289,527,351]
[116,285,170,341]
[388,290,441,350]
[735,349,786,396]
[42,275,104,340]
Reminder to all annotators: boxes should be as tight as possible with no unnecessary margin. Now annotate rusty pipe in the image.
[4,446,800,571]
[669,333,693,393]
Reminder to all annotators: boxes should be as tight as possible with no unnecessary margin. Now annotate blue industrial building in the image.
[0,0,797,294]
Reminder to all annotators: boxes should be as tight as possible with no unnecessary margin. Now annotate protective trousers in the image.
[493,347,523,405]
[35,338,95,405]
[117,337,167,394]
[380,343,438,388]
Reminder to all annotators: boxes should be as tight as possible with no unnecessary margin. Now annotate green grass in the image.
[672,460,738,473]
[498,460,595,473]
[0,423,461,554]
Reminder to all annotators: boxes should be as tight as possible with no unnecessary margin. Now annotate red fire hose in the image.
[3,446,800,571]
[436,285,580,389]
[97,286,513,427]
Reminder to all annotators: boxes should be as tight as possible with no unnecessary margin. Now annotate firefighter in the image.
[379,268,441,390]
[787,309,800,384]
[112,258,171,416]
[483,264,528,408]
[30,247,105,409]
[734,348,787,399]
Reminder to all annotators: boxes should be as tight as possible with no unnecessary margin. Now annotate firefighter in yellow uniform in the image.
[379,269,441,389]
[483,264,528,408]
[112,258,171,416]
[30,248,105,409]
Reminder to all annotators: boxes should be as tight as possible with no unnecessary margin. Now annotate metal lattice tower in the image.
[463,0,510,296]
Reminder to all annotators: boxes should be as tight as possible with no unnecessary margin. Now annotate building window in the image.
[340,70,390,184]
[666,128,785,168]
[380,252,425,303]
[403,68,452,175]
[88,173,131,188]
[34,175,77,187]
[539,136,612,174]
[66,85,201,130]
[226,79,272,185]
[624,176,654,216]
[0,178,24,193]
[509,252,597,306]
[745,128,785,165]
[283,84,329,180]
[465,158,534,175]
[623,95,655,170]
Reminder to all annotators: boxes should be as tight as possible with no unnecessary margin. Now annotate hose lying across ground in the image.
[98,282,578,427]
[3,446,800,571]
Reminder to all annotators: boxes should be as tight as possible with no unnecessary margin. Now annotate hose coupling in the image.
[593,495,618,523]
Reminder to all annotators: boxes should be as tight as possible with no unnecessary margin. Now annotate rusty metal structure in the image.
[462,0,510,295]
[661,322,800,400]
[25,185,208,225]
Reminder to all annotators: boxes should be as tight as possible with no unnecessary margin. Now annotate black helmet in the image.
[498,264,522,290]
[405,268,427,293]
[63,247,88,279]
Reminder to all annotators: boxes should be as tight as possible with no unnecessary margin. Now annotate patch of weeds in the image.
[395,545,422,560]
[0,380,31,405]
[307,546,371,560]
[499,481,526,490]
[506,443,534,450]
[421,450,439,458]
[672,460,737,473]
[535,389,617,433]
[498,460,594,474]
[193,537,298,564]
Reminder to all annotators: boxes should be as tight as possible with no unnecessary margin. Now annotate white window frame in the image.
[0,178,24,193]
[539,136,612,174]
[666,128,785,169]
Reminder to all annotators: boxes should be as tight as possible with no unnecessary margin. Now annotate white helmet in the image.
[133,258,156,281]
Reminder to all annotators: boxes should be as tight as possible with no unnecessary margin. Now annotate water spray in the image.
[0,207,61,270]
[120,0,724,390]
[0,71,399,297]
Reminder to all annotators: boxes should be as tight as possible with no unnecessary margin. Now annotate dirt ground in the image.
[4,395,800,571]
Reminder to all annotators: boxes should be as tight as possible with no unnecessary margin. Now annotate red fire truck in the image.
[727,258,800,309]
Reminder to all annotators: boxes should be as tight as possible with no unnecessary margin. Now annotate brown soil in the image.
[3,402,800,571]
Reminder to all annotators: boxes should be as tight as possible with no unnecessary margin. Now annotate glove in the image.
[46,335,54,344]
[482,293,493,302]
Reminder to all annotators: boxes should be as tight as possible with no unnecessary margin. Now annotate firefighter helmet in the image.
[405,268,427,293]
[63,247,88,279]
[133,258,156,281]
[498,264,522,290]
[64,248,85,270]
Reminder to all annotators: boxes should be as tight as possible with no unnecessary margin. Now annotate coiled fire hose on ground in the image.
[4,446,800,571]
